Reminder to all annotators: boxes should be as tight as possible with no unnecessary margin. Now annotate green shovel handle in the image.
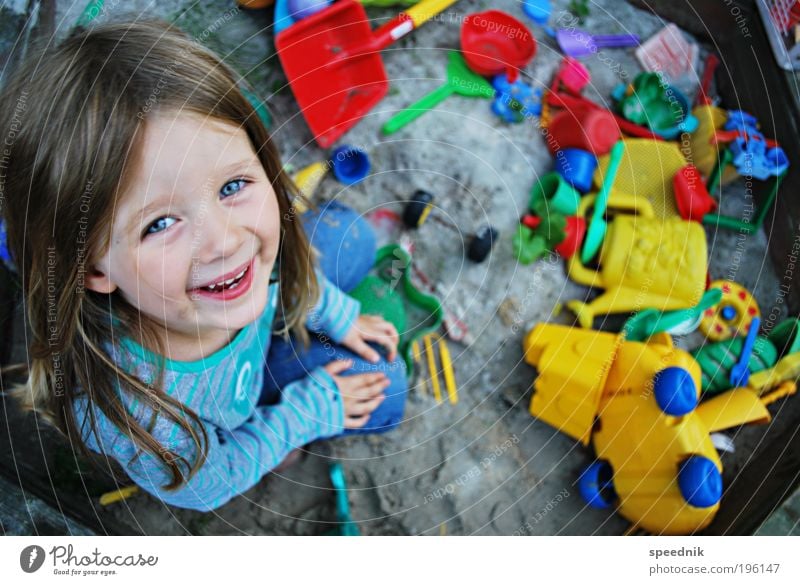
[581,141,625,264]
[382,84,454,134]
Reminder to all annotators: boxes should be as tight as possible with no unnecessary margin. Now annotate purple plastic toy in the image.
[557,29,639,57]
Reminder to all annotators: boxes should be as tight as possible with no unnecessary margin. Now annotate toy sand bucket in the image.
[555,148,597,193]
[566,193,708,328]
[529,172,581,215]
[547,108,620,156]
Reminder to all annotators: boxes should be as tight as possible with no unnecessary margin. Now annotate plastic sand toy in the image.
[613,72,698,139]
[348,244,444,375]
[699,280,760,342]
[566,193,707,328]
[556,29,639,58]
[581,141,624,263]
[622,289,723,342]
[461,10,537,79]
[491,74,542,123]
[523,323,779,534]
[276,0,460,147]
[593,138,687,220]
[382,51,494,134]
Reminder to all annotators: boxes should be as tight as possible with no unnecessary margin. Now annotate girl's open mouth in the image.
[190,259,255,301]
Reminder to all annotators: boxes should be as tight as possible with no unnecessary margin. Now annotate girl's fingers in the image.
[324,359,353,376]
[341,374,389,398]
[363,332,398,362]
[344,414,370,429]
[357,376,391,399]
[338,374,388,398]
[353,339,381,364]
[347,394,386,416]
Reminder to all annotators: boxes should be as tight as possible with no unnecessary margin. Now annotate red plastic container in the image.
[547,109,620,156]
[673,164,717,222]
[555,216,586,258]
[461,10,537,79]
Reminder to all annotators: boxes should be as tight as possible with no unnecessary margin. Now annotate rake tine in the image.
[424,335,442,403]
[412,340,427,396]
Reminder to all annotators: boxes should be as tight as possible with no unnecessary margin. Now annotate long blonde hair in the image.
[0,20,318,489]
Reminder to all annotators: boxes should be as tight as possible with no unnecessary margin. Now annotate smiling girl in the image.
[0,20,407,512]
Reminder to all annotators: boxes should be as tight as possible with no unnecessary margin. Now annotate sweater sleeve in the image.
[76,366,344,512]
[305,271,361,343]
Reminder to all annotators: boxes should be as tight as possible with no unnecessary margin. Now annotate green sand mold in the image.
[348,245,444,377]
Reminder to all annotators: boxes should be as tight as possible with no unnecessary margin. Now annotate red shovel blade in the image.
[276,1,388,148]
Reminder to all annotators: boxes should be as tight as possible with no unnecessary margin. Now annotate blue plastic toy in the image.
[678,456,723,509]
[723,110,789,180]
[274,0,296,34]
[287,0,332,20]
[728,136,789,181]
[729,317,762,388]
[0,218,14,272]
[523,0,551,25]
[331,145,371,185]
[490,74,542,123]
[724,110,759,131]
[653,366,698,416]
[554,148,597,193]
[329,462,360,536]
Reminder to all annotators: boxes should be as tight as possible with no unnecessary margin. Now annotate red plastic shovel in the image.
[276,0,460,148]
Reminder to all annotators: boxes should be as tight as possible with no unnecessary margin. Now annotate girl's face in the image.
[87,111,281,359]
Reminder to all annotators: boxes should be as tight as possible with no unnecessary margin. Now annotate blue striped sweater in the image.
[73,272,360,512]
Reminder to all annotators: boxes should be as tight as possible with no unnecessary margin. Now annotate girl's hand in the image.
[324,360,390,429]
[341,314,399,363]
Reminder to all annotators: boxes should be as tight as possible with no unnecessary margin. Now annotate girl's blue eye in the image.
[220,179,248,198]
[145,216,177,236]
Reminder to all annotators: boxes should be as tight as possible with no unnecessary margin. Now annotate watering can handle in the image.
[569,192,655,286]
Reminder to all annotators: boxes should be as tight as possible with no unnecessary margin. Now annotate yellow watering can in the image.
[567,193,708,328]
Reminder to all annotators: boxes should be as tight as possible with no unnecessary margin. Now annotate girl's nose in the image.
[194,209,245,264]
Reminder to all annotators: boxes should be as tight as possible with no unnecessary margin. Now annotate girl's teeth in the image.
[201,264,249,292]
